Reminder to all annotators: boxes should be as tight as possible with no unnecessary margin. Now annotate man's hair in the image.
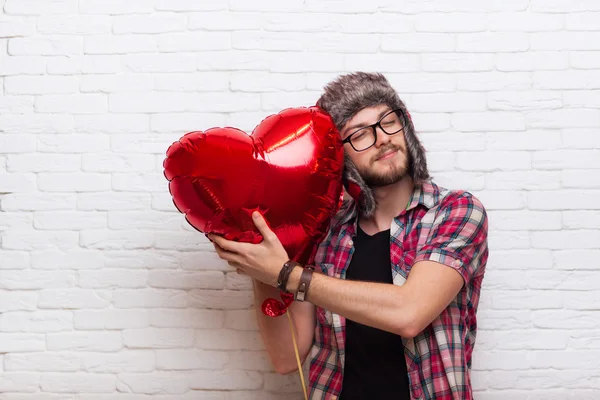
[316,72,430,216]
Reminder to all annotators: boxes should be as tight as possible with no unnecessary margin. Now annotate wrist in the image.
[285,266,303,293]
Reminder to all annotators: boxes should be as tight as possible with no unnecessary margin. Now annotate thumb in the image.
[252,211,276,242]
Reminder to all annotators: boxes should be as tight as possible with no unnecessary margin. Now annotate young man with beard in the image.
[209,72,489,400]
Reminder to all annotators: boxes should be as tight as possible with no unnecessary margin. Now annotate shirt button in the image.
[347,240,353,247]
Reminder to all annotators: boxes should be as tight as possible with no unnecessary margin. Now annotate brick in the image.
[534,70,600,89]
[123,328,195,349]
[562,170,600,189]
[84,35,156,54]
[154,72,229,92]
[0,172,36,192]
[409,112,451,131]
[156,0,227,11]
[77,193,150,211]
[35,94,107,114]
[82,350,155,373]
[564,291,600,310]
[40,373,116,393]
[1,230,78,250]
[113,289,187,309]
[187,290,254,310]
[457,151,530,171]
[9,36,82,56]
[382,33,455,52]
[488,210,561,230]
[148,270,225,290]
[116,372,189,395]
[78,269,148,289]
[563,211,600,229]
[82,153,155,173]
[47,55,121,75]
[344,53,419,73]
[532,32,600,50]
[150,113,226,133]
[496,51,569,71]
[113,13,186,34]
[0,18,36,38]
[0,372,40,392]
[103,249,180,270]
[410,92,486,112]
[0,333,45,352]
[74,114,149,134]
[0,114,74,134]
[155,349,228,370]
[531,0,600,12]
[526,109,600,128]
[533,150,600,169]
[485,130,562,150]
[264,372,302,392]
[529,190,600,210]
[7,154,80,172]
[431,172,486,191]
[0,193,76,211]
[225,273,253,291]
[0,270,76,289]
[488,91,562,111]
[37,15,111,34]
[453,112,526,132]
[534,311,599,331]
[479,329,568,350]
[230,72,305,92]
[37,172,110,192]
[224,309,258,330]
[477,310,532,330]
[37,134,110,153]
[4,0,77,15]
[158,32,231,52]
[414,13,486,32]
[489,12,564,31]
[80,230,154,250]
[457,32,529,52]
[74,309,148,330]
[571,52,600,69]
[0,95,34,114]
[111,134,174,154]
[79,0,154,14]
[569,330,600,349]
[189,11,265,31]
[532,230,600,249]
[486,171,561,190]
[197,51,271,72]
[0,56,46,75]
[38,289,111,309]
[149,309,224,329]
[0,291,38,312]
[0,311,72,332]
[30,249,103,270]
[457,71,531,91]
[487,230,530,250]
[380,0,528,13]
[340,14,414,33]
[0,251,29,269]
[554,243,599,270]
[564,90,600,108]
[112,173,166,192]
[425,152,455,172]
[5,352,80,372]
[0,212,32,230]
[80,74,154,93]
[123,53,197,73]
[188,370,263,390]
[422,53,494,72]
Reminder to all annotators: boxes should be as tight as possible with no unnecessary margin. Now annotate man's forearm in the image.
[286,267,416,338]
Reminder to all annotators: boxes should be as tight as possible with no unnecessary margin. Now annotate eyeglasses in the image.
[341,109,406,152]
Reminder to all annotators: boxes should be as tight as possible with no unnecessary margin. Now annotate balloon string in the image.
[286,308,308,400]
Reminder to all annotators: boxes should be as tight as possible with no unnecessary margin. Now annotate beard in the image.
[357,144,410,188]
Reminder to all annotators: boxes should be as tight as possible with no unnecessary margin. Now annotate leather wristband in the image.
[295,266,315,302]
[277,260,300,293]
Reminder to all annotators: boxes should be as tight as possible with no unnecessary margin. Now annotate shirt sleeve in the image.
[414,191,489,284]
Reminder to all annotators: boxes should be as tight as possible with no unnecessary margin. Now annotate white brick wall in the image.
[0,0,599,398]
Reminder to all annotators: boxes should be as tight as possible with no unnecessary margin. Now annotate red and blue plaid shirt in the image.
[309,180,489,400]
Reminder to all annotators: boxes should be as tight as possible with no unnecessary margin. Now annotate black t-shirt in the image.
[339,225,410,400]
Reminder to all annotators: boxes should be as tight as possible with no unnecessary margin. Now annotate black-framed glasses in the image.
[341,108,406,152]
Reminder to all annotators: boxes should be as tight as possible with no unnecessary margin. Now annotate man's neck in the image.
[359,176,414,235]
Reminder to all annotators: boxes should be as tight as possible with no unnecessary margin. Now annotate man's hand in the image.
[208,211,290,287]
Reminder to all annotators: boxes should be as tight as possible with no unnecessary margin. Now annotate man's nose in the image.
[374,126,391,147]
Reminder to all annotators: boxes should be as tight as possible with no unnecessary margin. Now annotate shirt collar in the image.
[339,179,440,236]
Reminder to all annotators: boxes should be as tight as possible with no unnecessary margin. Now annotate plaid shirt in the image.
[308,180,489,400]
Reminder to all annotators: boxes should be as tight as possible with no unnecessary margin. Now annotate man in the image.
[209,72,489,400]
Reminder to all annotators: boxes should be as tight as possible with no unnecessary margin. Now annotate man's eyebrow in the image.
[342,109,391,138]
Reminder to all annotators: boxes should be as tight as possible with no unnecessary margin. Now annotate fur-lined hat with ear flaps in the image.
[316,72,430,217]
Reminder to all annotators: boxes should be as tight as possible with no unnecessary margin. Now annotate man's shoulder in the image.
[430,181,486,214]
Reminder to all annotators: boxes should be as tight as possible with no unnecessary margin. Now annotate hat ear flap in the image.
[342,154,376,217]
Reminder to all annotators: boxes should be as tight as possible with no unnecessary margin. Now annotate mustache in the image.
[373,144,404,161]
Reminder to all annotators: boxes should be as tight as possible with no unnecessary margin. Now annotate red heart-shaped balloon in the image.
[163,105,344,268]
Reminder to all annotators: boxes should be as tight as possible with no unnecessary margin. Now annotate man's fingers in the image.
[252,211,277,242]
